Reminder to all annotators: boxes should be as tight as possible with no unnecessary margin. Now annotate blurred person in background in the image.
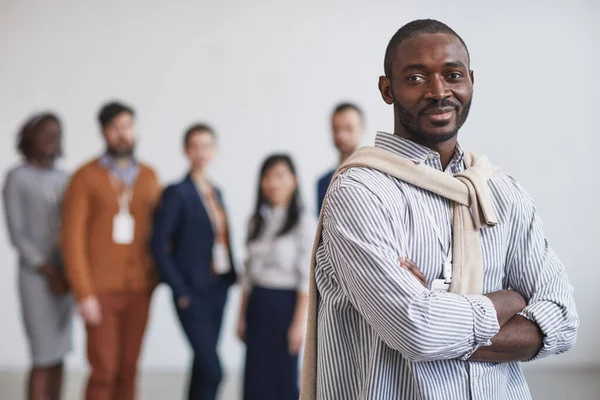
[2,112,74,400]
[151,123,237,400]
[316,102,365,213]
[238,154,316,400]
[61,101,161,400]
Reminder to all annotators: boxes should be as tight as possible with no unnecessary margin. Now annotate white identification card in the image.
[431,279,450,292]
[112,211,135,244]
[212,243,231,274]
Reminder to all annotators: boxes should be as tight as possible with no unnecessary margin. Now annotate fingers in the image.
[398,258,428,288]
[288,330,303,355]
[91,303,102,325]
[177,296,190,309]
[84,309,101,326]
[237,321,246,343]
[288,337,301,355]
[87,299,102,326]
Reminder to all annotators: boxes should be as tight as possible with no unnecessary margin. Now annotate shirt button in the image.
[427,153,435,159]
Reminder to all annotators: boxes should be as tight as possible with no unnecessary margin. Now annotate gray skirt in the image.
[18,265,74,366]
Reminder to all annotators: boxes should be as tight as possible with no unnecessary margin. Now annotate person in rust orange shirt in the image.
[61,101,161,400]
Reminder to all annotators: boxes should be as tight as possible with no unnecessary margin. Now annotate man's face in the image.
[379,33,474,144]
[102,112,135,157]
[332,109,364,156]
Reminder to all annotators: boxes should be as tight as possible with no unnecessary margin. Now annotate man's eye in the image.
[407,75,424,82]
[448,73,463,80]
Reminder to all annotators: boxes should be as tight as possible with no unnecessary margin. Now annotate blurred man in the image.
[316,103,365,213]
[61,101,161,400]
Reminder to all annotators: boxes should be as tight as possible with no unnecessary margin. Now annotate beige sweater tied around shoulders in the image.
[299,146,499,400]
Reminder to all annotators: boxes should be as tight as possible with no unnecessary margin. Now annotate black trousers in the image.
[243,286,299,400]
[176,284,228,400]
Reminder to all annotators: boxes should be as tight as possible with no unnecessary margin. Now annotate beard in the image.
[393,96,472,145]
[107,144,135,158]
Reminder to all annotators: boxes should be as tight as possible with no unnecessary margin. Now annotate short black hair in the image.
[384,19,470,78]
[98,101,135,128]
[17,112,62,160]
[332,102,364,123]
[183,123,216,148]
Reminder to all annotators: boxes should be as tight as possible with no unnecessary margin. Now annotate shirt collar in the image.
[98,152,139,186]
[99,152,138,169]
[374,131,465,168]
[259,204,287,220]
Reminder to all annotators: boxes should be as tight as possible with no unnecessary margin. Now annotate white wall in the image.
[0,0,598,374]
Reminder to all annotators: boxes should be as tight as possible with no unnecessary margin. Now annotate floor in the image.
[0,368,598,399]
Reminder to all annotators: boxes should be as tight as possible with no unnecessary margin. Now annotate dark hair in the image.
[247,154,302,243]
[17,112,62,160]
[384,19,470,78]
[97,101,135,128]
[332,102,364,123]
[183,123,216,148]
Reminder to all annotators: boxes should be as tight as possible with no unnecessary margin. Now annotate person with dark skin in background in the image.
[303,19,579,400]
[2,113,74,400]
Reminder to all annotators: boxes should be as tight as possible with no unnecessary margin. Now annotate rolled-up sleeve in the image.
[507,182,579,361]
[324,181,500,362]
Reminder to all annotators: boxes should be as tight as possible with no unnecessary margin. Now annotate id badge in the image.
[212,243,231,274]
[112,211,135,244]
[431,279,450,292]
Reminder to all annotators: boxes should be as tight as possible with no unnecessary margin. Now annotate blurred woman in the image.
[151,123,237,400]
[2,113,74,400]
[238,154,316,400]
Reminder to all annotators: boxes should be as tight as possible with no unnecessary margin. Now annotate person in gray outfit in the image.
[2,112,74,400]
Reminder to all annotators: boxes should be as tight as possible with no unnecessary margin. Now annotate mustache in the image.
[419,99,460,114]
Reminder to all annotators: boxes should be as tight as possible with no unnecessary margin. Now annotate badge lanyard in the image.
[417,190,453,284]
[108,173,136,245]
[109,174,133,214]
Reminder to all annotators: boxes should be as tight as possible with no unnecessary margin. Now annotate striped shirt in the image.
[314,132,579,400]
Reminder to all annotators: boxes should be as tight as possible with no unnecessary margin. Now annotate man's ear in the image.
[378,75,394,105]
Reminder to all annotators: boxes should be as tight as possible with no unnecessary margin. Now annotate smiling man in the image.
[300,19,579,400]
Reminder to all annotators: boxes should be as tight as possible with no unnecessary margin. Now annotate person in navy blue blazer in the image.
[316,102,365,213]
[151,123,237,400]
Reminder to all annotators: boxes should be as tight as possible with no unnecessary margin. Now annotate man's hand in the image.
[79,296,102,326]
[399,258,428,288]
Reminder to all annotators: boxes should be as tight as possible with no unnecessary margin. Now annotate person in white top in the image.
[237,154,316,400]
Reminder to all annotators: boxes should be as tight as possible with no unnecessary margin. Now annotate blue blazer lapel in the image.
[182,174,214,237]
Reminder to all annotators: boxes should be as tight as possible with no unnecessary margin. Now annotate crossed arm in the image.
[402,258,543,362]
[325,179,578,364]
[469,293,543,362]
